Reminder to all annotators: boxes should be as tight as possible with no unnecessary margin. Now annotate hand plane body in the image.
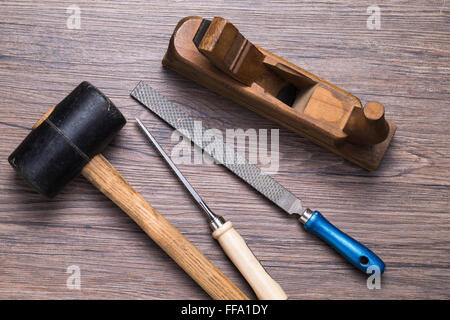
[163,16,397,170]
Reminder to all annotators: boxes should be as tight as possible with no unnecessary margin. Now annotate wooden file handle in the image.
[81,155,248,300]
[212,221,287,300]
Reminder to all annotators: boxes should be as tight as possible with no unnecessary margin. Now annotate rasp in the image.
[131,81,385,275]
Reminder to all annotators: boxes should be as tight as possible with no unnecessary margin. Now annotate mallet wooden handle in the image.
[81,154,248,300]
[32,105,247,299]
[213,221,287,300]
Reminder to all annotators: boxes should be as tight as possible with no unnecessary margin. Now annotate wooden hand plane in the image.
[163,16,397,170]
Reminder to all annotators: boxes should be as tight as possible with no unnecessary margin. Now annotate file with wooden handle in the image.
[137,118,287,300]
[212,221,287,300]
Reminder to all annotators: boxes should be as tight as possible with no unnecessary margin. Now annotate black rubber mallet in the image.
[8,81,248,300]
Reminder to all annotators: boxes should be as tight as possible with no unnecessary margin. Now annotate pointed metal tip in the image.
[130,81,144,97]
[135,117,144,128]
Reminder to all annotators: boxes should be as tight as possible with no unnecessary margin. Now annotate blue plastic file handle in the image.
[304,211,385,274]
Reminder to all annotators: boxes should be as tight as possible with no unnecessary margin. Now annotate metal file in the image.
[130,81,386,275]
[131,81,302,216]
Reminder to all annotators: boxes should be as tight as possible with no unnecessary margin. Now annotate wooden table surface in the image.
[0,1,449,300]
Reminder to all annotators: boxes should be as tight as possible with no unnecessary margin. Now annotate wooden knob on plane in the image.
[344,101,389,145]
[364,101,385,121]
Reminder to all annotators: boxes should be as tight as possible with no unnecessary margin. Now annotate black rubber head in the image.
[8,81,126,197]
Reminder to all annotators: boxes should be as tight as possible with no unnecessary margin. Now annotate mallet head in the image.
[8,81,126,197]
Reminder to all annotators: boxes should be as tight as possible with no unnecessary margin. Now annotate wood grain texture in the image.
[0,0,449,299]
[82,154,247,300]
[163,15,397,170]
[212,221,287,300]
